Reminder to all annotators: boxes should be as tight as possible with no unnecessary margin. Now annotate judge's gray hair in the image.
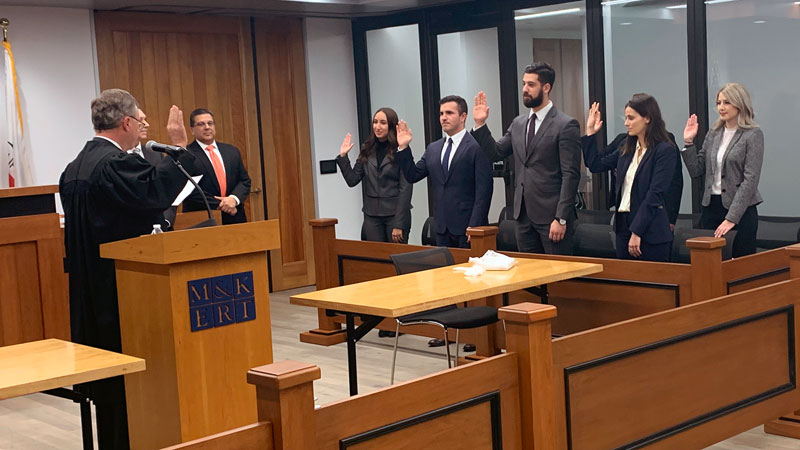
[91,89,139,131]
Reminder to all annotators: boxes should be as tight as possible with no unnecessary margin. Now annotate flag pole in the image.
[0,18,8,42]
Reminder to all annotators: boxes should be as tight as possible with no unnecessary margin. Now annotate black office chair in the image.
[389,247,499,384]
[672,228,737,263]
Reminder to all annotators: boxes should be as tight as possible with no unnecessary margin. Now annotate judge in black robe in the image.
[60,98,196,449]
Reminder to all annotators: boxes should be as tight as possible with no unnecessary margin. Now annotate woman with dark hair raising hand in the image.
[336,107,412,243]
[582,94,677,261]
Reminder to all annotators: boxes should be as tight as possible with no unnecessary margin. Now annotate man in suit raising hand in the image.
[183,108,252,224]
[396,95,493,248]
[471,62,581,255]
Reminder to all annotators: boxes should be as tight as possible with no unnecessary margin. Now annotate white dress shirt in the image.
[527,100,553,141]
[127,142,144,159]
[618,142,647,213]
[711,127,737,195]
[441,127,467,169]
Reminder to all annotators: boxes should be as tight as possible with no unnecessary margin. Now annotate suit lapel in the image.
[720,129,744,167]
[526,107,557,163]
[369,152,379,170]
[633,144,656,180]
[616,152,634,198]
[445,133,473,183]
[191,141,221,194]
[709,130,724,177]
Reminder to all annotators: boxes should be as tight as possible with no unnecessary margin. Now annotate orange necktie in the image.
[206,145,227,196]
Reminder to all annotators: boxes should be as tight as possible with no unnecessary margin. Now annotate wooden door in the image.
[94,11,264,226]
[252,18,316,290]
[94,12,317,290]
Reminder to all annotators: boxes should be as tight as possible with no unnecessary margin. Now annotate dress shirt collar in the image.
[443,127,467,149]
[528,100,553,122]
[196,140,218,152]
[127,142,144,158]
[95,135,123,151]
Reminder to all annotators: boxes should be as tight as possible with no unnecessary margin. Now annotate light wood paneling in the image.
[94,11,264,226]
[0,212,69,346]
[253,17,316,291]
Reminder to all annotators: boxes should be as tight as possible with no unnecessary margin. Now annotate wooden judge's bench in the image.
[0,185,69,347]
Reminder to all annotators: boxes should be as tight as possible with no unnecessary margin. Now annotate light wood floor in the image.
[1,286,798,449]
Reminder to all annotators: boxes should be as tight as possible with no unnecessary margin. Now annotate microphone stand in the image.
[172,158,218,228]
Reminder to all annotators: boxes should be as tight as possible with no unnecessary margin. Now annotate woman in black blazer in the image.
[582,94,677,261]
[336,107,412,243]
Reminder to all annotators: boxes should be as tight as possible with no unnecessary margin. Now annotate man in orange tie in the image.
[183,108,252,224]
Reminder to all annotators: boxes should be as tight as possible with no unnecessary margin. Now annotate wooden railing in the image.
[166,244,800,449]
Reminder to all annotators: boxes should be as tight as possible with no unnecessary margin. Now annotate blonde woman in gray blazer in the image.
[682,83,764,257]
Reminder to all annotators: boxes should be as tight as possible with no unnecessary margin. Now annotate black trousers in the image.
[435,229,469,248]
[614,212,672,262]
[81,376,130,449]
[515,202,575,255]
[699,195,758,257]
[361,214,408,243]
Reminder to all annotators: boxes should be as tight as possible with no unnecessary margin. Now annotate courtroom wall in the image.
[0,6,98,197]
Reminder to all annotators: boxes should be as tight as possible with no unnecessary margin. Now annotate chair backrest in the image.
[390,247,455,275]
[672,228,737,263]
[577,208,615,225]
[755,215,800,249]
[421,217,436,246]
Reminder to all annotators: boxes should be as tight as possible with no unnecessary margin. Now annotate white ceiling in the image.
[0,0,470,18]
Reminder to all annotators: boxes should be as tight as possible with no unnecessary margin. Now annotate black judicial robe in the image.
[59,137,197,401]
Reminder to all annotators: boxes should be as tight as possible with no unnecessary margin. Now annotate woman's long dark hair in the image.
[357,107,399,164]
[621,93,671,156]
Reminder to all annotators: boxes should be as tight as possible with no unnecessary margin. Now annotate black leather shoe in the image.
[378,330,397,338]
[462,343,476,352]
[428,338,446,347]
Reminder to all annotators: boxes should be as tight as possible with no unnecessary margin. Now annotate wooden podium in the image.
[100,220,280,449]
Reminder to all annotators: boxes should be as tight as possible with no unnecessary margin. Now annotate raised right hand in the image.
[473,91,490,127]
[397,120,413,148]
[586,102,603,136]
[684,114,698,144]
[339,133,354,157]
[166,105,188,148]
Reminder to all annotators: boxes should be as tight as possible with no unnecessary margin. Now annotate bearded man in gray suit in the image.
[471,62,581,254]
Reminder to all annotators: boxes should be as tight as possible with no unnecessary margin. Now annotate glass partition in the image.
[366,24,428,244]
[707,0,800,216]
[603,0,690,212]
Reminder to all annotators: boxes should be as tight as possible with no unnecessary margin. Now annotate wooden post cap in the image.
[685,236,726,249]
[309,218,338,227]
[466,226,499,237]
[498,303,557,323]
[786,244,800,257]
[247,360,321,390]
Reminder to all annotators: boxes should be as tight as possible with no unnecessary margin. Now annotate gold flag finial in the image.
[0,18,9,42]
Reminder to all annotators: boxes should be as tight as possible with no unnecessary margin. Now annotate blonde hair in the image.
[712,82,758,130]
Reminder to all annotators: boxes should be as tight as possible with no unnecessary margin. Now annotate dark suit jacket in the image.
[582,135,677,244]
[606,133,683,224]
[139,145,178,227]
[396,131,492,235]
[184,140,252,224]
[336,151,412,230]
[471,105,581,225]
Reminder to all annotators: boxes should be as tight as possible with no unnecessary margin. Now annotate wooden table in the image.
[0,338,145,449]
[291,258,602,395]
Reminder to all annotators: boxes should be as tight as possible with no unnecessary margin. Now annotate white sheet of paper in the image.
[172,175,203,206]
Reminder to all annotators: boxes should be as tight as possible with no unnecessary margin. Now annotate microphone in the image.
[145,140,185,155]
[151,141,219,228]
